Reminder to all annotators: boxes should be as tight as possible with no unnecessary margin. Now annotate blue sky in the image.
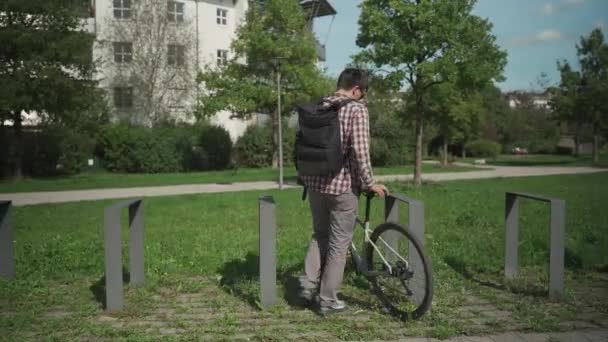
[312,0,608,91]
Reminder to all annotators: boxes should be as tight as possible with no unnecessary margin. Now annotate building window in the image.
[114,87,133,109]
[217,50,228,65]
[167,1,184,23]
[113,42,132,63]
[168,44,185,66]
[216,8,227,25]
[113,0,131,19]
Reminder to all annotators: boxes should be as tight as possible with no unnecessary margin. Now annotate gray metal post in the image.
[259,195,277,308]
[408,200,425,306]
[505,193,519,278]
[104,206,123,311]
[385,196,399,224]
[549,199,565,299]
[384,196,400,263]
[0,201,15,280]
[129,201,144,286]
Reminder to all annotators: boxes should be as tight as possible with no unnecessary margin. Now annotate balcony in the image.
[299,0,337,19]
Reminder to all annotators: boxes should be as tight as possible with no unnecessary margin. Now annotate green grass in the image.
[0,163,476,193]
[1,173,607,340]
[459,153,608,167]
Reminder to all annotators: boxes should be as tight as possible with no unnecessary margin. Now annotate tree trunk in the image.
[414,110,423,187]
[441,136,448,166]
[574,124,580,157]
[592,130,599,164]
[11,112,23,180]
[271,109,279,169]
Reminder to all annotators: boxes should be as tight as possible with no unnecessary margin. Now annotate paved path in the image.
[389,328,608,341]
[2,165,606,206]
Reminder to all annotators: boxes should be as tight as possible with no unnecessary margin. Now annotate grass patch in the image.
[0,163,477,194]
[1,173,607,339]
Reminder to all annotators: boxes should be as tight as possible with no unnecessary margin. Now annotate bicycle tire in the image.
[365,222,433,320]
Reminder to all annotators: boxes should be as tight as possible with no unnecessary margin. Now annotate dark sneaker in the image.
[318,300,347,315]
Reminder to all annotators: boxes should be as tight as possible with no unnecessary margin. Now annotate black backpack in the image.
[294,98,353,177]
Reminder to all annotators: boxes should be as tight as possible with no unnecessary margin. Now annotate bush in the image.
[97,125,182,173]
[21,127,94,177]
[234,121,296,168]
[465,139,501,158]
[196,125,233,170]
[97,124,233,173]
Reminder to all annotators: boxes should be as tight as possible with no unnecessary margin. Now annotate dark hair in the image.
[336,68,368,92]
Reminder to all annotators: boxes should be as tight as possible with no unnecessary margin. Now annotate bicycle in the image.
[349,192,433,320]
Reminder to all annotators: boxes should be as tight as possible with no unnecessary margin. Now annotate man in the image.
[298,68,388,315]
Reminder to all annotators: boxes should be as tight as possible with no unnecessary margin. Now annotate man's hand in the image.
[369,184,389,198]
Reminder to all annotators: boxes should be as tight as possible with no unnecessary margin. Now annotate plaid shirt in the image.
[300,95,375,195]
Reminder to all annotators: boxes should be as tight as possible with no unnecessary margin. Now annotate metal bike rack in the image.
[0,200,15,280]
[505,192,565,299]
[384,194,426,305]
[259,195,277,308]
[385,194,425,245]
[104,198,145,311]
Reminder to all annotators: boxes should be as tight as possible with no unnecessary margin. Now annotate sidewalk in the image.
[1,165,606,206]
[385,328,608,341]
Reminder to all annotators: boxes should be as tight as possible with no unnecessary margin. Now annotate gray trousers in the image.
[300,190,358,306]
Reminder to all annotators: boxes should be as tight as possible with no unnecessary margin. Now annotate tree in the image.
[0,0,102,179]
[355,0,506,186]
[102,0,197,125]
[576,28,608,162]
[426,81,485,165]
[549,61,585,156]
[197,0,332,167]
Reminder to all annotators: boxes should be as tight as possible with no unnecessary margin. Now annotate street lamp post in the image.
[276,66,283,190]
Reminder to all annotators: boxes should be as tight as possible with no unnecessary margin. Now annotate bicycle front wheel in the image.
[366,222,433,320]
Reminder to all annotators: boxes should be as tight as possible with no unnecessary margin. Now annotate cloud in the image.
[539,3,556,16]
[510,30,567,46]
[538,0,584,16]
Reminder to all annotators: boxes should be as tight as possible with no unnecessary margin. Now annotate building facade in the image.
[84,0,335,141]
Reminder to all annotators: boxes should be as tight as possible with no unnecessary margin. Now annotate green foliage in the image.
[233,121,296,168]
[369,111,412,166]
[355,0,507,184]
[197,0,331,165]
[465,139,501,158]
[9,127,94,177]
[195,125,233,171]
[97,124,233,173]
[0,0,102,177]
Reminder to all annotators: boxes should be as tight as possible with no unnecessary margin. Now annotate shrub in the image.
[465,139,501,158]
[97,125,182,173]
[234,121,296,168]
[196,124,233,170]
[21,127,94,176]
[97,124,233,173]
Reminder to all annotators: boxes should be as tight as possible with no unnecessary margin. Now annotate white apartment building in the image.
[84,0,335,141]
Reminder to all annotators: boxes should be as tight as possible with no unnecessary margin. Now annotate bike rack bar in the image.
[505,192,565,299]
[104,198,145,312]
[384,194,426,305]
[259,195,277,308]
[0,200,15,280]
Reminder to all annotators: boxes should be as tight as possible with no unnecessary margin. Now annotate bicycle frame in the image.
[350,194,410,278]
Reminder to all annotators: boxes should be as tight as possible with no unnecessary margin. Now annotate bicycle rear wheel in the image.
[366,222,433,319]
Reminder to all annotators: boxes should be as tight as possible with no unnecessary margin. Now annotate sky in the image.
[312,0,608,91]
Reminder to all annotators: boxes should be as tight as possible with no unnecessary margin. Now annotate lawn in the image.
[1,173,607,340]
[459,153,608,167]
[0,163,476,194]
